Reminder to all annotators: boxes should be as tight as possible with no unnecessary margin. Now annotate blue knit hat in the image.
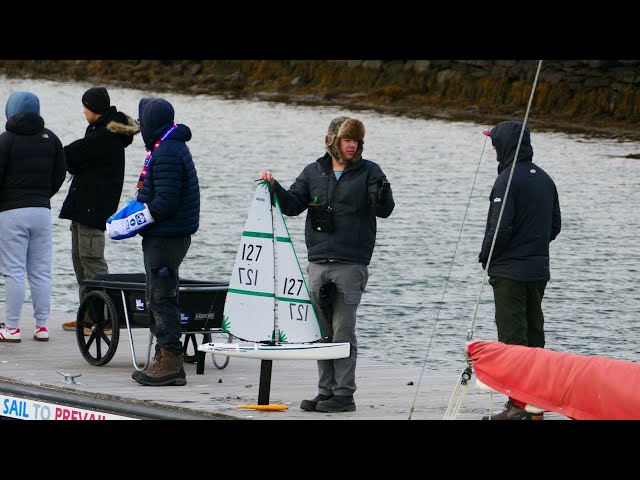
[5,91,40,119]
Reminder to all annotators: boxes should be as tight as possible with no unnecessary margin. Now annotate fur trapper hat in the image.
[325,116,365,163]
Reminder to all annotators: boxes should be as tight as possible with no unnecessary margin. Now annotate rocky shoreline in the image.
[1,59,639,149]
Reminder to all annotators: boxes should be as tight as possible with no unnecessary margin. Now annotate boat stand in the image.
[257,360,273,405]
[237,360,288,411]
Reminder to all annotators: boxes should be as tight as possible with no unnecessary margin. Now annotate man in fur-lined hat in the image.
[260,116,394,413]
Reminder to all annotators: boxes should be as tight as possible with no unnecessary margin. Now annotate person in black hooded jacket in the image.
[131,97,200,387]
[0,91,66,343]
[59,87,140,332]
[479,120,561,420]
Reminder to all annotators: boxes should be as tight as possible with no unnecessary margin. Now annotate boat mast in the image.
[269,183,279,343]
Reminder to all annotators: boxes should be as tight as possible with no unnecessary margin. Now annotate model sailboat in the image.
[198,181,350,361]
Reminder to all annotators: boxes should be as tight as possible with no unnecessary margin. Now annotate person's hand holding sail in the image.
[258,170,275,187]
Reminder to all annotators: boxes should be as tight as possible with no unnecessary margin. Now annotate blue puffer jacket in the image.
[136,98,200,237]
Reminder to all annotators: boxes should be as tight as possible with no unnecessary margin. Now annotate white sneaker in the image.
[33,326,49,342]
[0,324,21,343]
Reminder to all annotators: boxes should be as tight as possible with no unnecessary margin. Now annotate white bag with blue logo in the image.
[106,200,155,240]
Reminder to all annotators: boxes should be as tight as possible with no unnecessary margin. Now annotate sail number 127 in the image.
[282,277,303,296]
[237,243,262,285]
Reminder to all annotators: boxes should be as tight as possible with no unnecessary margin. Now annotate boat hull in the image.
[198,341,350,360]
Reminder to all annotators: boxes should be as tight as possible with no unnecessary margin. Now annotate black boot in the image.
[315,395,356,413]
[300,394,333,411]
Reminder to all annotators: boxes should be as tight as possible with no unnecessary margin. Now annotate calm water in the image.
[1,75,638,372]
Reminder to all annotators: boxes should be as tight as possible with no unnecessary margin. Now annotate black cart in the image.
[75,273,230,374]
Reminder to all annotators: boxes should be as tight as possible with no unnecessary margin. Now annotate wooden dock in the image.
[0,309,567,421]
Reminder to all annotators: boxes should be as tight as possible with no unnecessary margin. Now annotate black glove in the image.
[376,179,391,203]
[478,255,487,270]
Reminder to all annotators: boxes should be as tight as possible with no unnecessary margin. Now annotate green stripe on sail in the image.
[275,236,291,243]
[228,288,275,298]
[243,231,273,239]
[276,296,313,304]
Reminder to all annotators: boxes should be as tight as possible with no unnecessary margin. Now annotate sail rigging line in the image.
[407,66,511,420]
[443,60,544,420]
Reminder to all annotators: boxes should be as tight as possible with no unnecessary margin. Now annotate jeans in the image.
[142,235,191,356]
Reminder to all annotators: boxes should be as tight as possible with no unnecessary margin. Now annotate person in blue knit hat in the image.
[0,91,66,343]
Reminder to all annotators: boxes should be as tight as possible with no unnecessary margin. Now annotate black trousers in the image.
[142,235,191,356]
[488,277,547,348]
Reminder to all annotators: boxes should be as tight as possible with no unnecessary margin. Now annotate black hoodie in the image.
[479,121,562,281]
[0,111,66,211]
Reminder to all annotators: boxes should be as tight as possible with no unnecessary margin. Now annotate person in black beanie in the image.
[81,86,111,115]
[59,86,140,334]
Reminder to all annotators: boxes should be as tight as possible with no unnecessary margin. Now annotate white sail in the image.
[272,194,323,343]
[222,182,276,342]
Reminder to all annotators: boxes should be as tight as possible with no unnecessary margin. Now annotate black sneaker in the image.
[482,400,532,420]
[300,394,333,411]
[315,395,356,413]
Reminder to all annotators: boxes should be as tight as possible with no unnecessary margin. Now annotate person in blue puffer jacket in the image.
[131,97,200,387]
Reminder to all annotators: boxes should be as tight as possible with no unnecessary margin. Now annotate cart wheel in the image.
[183,333,209,364]
[76,290,120,366]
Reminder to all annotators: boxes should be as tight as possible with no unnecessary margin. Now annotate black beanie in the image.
[82,86,110,114]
